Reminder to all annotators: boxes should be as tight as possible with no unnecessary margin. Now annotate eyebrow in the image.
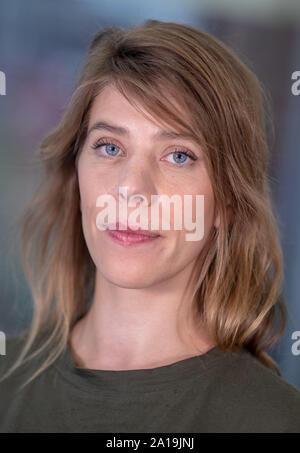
[86,121,194,141]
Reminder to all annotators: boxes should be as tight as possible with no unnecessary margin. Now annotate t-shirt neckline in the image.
[54,340,236,393]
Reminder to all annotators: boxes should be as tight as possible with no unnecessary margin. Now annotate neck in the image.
[69,270,216,370]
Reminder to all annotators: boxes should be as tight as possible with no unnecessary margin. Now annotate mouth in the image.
[106,222,161,238]
[105,222,161,247]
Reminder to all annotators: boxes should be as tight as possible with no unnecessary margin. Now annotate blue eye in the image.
[91,139,197,166]
[92,139,121,157]
[167,150,197,165]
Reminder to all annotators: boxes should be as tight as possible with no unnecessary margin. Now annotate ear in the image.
[214,209,220,229]
[214,200,233,229]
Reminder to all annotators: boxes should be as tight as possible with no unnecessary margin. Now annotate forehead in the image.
[88,83,192,134]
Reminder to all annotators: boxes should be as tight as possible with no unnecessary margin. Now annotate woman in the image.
[0,19,299,433]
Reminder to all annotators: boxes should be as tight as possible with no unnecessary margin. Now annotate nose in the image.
[114,155,157,208]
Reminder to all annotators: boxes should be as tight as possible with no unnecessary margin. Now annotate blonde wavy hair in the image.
[1,19,287,389]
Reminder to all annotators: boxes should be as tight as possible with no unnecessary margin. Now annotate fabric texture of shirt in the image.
[0,335,300,433]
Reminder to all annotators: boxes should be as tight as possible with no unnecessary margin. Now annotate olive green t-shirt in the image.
[0,335,300,433]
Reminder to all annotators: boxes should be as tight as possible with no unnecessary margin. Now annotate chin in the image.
[104,274,156,289]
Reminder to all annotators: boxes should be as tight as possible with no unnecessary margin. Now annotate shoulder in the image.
[0,334,27,375]
[236,348,300,399]
[0,331,57,408]
[0,332,48,384]
[217,347,300,432]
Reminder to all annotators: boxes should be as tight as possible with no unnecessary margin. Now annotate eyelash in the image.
[91,138,197,166]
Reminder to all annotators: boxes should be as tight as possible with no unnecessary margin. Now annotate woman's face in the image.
[77,84,219,288]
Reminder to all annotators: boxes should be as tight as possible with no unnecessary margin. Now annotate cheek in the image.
[181,200,214,247]
[78,170,100,236]
[78,173,92,215]
[78,164,103,210]
[182,185,215,238]
[174,190,215,265]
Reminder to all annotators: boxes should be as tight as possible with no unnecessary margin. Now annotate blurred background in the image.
[0,0,299,389]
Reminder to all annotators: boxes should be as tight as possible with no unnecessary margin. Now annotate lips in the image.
[106,221,160,237]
